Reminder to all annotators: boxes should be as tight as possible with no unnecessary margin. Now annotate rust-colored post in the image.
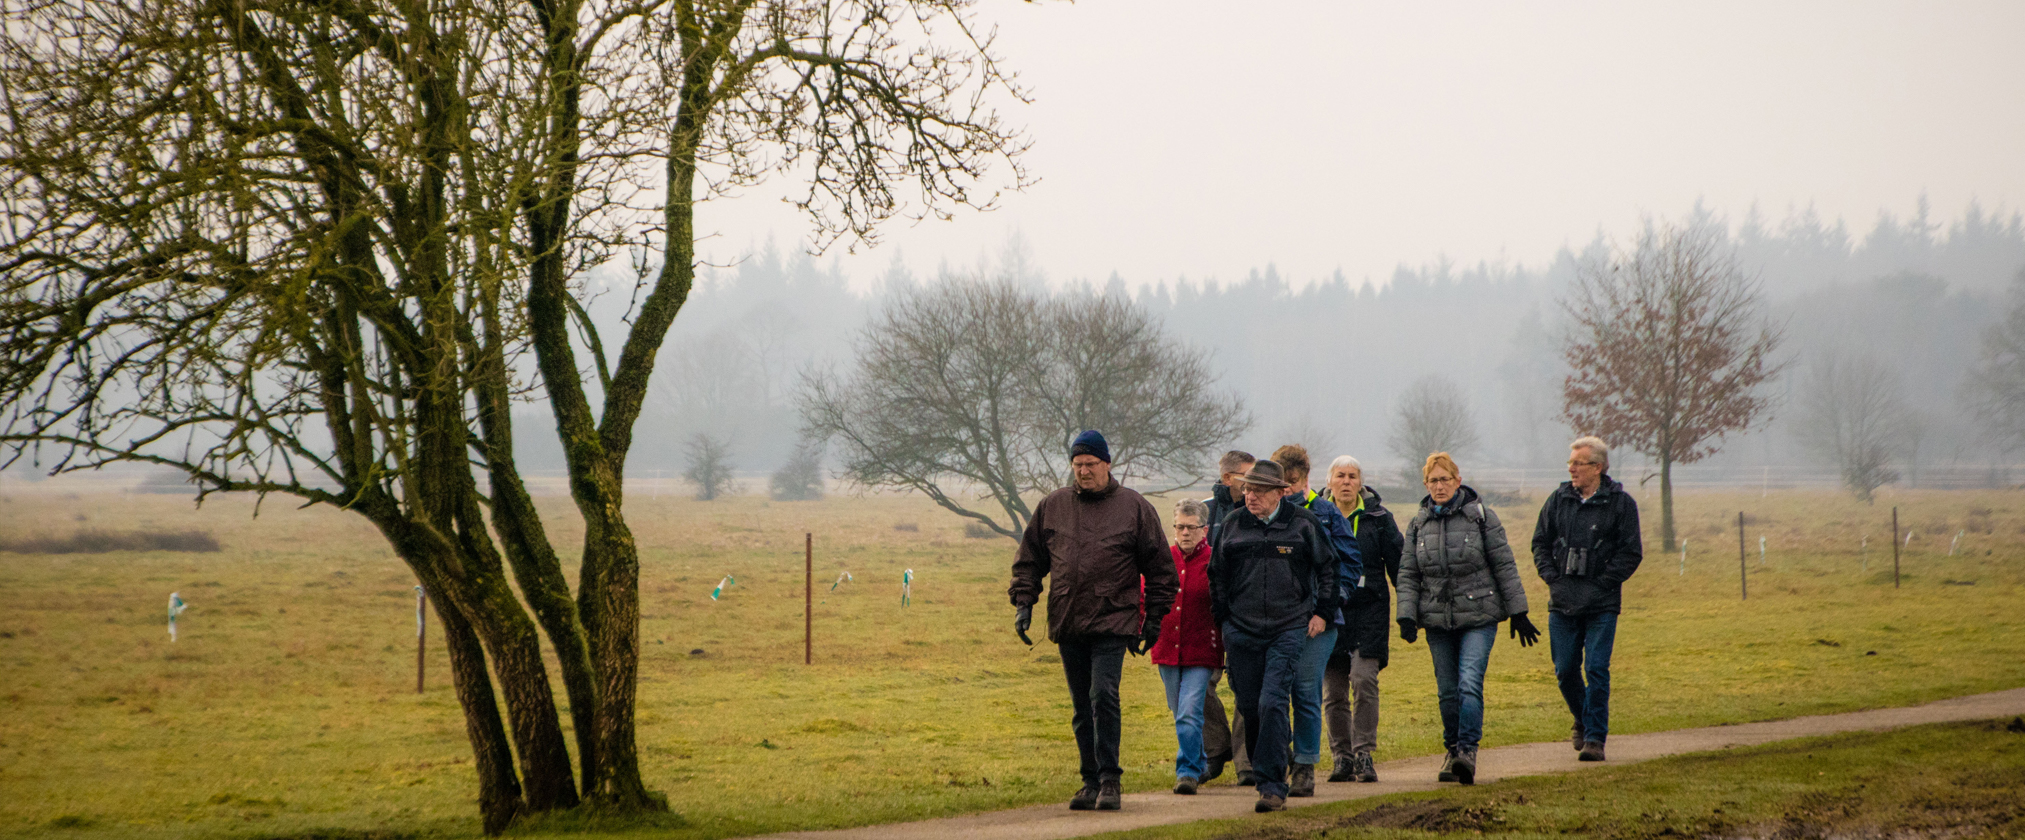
[1892,507,1901,589]
[1737,512,1747,601]
[416,585,427,693]
[805,532,813,665]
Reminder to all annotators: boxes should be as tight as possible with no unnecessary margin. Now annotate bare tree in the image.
[801,280,1248,537]
[1795,352,1916,502]
[1272,416,1341,468]
[683,434,736,500]
[1964,269,2025,453]
[0,0,1027,831]
[1561,220,1783,551]
[769,437,825,501]
[1386,375,1482,487]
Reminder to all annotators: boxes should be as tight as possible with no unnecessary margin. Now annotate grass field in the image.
[1086,718,2025,840]
[2,484,2023,839]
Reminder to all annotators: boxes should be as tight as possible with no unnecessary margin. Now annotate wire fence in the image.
[3,463,2020,497]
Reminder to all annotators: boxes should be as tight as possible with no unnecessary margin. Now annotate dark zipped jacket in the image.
[1010,479,1177,642]
[1397,485,1528,631]
[1332,487,1405,666]
[1208,498,1340,638]
[1530,475,1643,616]
[1291,488,1366,621]
[1149,541,1223,667]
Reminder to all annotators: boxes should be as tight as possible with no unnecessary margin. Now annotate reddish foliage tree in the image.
[1560,222,1784,550]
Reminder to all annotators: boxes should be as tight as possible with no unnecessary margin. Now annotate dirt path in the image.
[753,687,2025,840]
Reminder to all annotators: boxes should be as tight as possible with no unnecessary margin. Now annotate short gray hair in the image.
[1174,498,1209,522]
[1328,455,1362,473]
[1217,450,1256,474]
[1570,436,1609,471]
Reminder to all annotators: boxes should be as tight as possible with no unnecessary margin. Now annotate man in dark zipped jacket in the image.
[1209,460,1339,813]
[1530,437,1642,763]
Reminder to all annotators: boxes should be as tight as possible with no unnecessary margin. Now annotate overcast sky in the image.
[692,1,2025,291]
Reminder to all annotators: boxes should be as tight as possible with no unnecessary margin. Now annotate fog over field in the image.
[538,199,2025,491]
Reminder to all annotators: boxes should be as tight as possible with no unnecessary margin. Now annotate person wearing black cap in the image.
[1010,430,1178,811]
[1208,459,1340,813]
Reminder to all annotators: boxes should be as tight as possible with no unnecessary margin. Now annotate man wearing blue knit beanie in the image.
[1011,430,1177,811]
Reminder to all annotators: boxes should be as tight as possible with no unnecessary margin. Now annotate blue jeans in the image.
[1158,665,1215,780]
[1550,611,1618,744]
[1425,624,1497,751]
[1292,627,1337,765]
[1223,622,1306,799]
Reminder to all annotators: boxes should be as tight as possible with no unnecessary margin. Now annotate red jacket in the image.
[1150,541,1223,667]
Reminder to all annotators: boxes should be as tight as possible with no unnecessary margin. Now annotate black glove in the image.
[1014,604,1033,646]
[1398,618,1419,644]
[1509,612,1540,648]
[1129,617,1161,656]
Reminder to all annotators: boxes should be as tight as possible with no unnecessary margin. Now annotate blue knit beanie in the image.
[1069,430,1111,463]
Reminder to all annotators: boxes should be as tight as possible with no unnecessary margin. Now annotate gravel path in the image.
[753,687,2025,840]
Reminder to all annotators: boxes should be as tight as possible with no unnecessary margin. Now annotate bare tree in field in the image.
[683,434,737,501]
[1561,221,1782,551]
[1386,375,1482,487]
[801,280,1248,537]
[769,437,826,501]
[1795,352,1917,502]
[0,0,1027,831]
[1964,269,2025,452]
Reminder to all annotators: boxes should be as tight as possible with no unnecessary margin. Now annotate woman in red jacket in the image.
[1150,498,1225,794]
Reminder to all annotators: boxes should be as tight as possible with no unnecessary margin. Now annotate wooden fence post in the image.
[1737,511,1747,601]
[805,532,813,665]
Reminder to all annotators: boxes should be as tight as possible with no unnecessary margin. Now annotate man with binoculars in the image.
[1530,436,1643,763]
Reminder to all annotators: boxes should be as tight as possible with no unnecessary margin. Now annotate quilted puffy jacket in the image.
[1397,485,1528,631]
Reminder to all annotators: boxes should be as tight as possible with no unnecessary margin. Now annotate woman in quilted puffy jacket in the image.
[1396,452,1540,786]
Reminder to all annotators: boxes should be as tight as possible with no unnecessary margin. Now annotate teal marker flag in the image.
[900,569,913,607]
[710,574,736,601]
[167,592,189,642]
[830,571,853,592]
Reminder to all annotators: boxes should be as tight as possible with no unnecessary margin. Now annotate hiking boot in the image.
[1572,724,1586,751]
[1437,749,1457,782]
[1579,741,1606,762]
[1255,793,1286,813]
[1453,747,1477,785]
[1289,762,1315,797]
[1327,756,1355,783]
[1173,776,1198,795]
[1069,784,1099,810]
[1236,768,1260,786]
[1202,756,1227,783]
[1354,751,1379,783]
[1096,779,1121,811]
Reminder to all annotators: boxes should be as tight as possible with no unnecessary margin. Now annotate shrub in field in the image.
[684,433,737,501]
[769,440,825,502]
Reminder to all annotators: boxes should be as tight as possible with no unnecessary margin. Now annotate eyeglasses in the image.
[1567,460,1600,468]
[1173,524,1206,532]
[1424,475,1458,486]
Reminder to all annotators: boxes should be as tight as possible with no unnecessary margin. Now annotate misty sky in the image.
[691,1,2025,290]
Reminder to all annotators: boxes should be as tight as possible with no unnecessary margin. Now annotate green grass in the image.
[0,486,2022,839]
[1083,718,2025,840]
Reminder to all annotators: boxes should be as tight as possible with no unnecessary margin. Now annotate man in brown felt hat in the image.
[1208,459,1339,812]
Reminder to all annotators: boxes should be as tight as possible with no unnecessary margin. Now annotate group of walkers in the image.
[1009,430,1643,813]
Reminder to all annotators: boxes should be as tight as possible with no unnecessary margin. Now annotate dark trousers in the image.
[1058,634,1130,784]
[1223,622,1306,799]
[1202,668,1239,765]
[1550,611,1619,744]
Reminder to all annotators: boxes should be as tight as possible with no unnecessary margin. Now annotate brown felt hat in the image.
[1238,459,1291,488]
